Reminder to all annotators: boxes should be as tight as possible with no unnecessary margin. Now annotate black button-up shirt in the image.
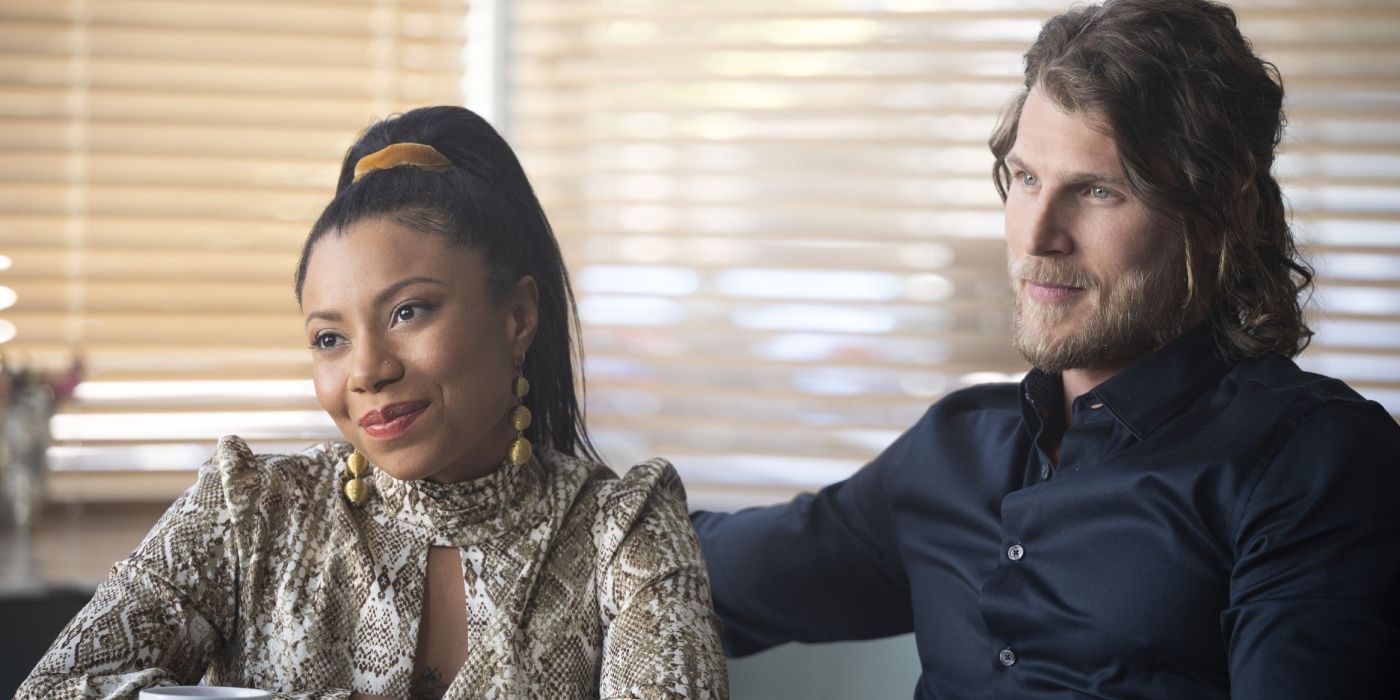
[692,327,1400,698]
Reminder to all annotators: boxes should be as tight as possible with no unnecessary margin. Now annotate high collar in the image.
[1020,323,1234,440]
[367,450,549,547]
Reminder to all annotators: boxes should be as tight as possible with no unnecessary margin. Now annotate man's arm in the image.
[692,414,925,657]
[1222,399,1400,699]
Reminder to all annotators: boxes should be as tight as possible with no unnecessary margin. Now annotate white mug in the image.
[138,688,271,699]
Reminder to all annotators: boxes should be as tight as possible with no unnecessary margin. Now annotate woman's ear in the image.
[507,275,540,360]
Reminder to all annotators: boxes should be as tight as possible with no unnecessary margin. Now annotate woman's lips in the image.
[1025,281,1085,303]
[358,400,430,441]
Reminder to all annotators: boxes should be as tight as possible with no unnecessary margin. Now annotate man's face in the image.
[1003,86,1189,373]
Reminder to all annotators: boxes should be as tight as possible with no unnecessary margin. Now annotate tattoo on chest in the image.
[409,666,451,700]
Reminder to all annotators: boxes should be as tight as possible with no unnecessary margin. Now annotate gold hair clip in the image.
[352,142,452,183]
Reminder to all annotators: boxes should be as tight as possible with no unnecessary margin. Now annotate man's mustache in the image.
[1009,258,1097,290]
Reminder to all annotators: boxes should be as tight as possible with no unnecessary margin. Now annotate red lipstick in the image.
[358,400,430,441]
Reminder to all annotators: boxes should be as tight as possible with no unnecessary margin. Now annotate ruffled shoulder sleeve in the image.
[211,435,347,521]
[591,458,730,699]
[16,436,354,700]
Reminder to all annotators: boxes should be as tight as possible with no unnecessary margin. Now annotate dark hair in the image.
[294,106,596,459]
[989,0,1313,359]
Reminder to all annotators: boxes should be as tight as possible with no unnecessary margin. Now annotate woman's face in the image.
[300,216,538,484]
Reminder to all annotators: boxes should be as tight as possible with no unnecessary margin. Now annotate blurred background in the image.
[0,0,1397,696]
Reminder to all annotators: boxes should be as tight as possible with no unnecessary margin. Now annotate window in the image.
[507,0,1400,503]
[2,0,1396,505]
[0,0,472,494]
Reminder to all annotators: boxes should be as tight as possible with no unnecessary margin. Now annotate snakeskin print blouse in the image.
[19,436,728,699]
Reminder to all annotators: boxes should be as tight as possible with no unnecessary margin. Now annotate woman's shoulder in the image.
[206,434,349,469]
[117,438,353,598]
[538,449,686,516]
[596,456,686,512]
[197,435,351,515]
[538,450,693,565]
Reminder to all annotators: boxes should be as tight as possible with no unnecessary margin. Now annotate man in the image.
[691,1,1400,698]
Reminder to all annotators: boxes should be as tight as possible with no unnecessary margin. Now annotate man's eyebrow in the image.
[303,276,448,327]
[1066,171,1129,188]
[1007,154,1128,188]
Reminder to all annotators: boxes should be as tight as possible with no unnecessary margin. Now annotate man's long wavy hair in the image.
[990,0,1314,359]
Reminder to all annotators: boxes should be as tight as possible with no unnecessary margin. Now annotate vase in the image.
[0,383,55,537]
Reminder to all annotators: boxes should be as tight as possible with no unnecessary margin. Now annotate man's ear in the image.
[507,275,540,361]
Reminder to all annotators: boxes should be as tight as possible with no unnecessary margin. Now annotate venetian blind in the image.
[509,0,1400,502]
[0,0,471,479]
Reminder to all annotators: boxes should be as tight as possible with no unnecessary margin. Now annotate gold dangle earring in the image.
[343,450,371,506]
[507,361,533,467]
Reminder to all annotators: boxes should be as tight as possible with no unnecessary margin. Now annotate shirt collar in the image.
[1018,323,1233,440]
[369,447,549,546]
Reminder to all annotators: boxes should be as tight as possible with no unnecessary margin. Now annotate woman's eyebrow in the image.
[304,276,447,326]
[304,309,341,327]
[373,276,448,306]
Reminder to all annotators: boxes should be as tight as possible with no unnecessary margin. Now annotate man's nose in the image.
[1019,193,1073,257]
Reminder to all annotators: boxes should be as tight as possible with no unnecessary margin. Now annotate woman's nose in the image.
[347,336,404,393]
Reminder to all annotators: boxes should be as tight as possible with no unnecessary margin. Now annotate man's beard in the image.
[1009,249,1190,373]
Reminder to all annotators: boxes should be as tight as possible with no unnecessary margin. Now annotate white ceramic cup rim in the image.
[138,687,271,699]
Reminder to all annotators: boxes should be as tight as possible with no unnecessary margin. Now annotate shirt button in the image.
[999,647,1017,667]
[1040,462,1052,479]
[1007,544,1024,561]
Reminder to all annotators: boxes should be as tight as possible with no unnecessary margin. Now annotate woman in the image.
[19,107,728,699]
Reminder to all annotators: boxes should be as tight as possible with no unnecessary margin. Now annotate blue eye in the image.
[1021,172,1039,187]
[1090,186,1113,200]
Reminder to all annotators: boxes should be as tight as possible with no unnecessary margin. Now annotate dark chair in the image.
[0,586,94,697]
